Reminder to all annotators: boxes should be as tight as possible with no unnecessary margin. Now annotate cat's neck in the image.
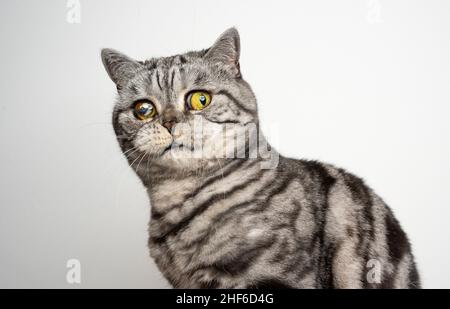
[144,158,264,215]
[147,158,252,192]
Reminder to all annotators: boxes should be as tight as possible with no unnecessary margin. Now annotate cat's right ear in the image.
[101,49,142,89]
[205,28,241,77]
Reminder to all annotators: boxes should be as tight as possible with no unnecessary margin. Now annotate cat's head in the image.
[102,28,260,175]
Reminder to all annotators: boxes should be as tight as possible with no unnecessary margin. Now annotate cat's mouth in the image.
[161,142,194,157]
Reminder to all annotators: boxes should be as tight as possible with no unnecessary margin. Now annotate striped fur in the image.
[101,28,420,289]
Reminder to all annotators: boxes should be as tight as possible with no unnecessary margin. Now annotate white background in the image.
[0,0,449,288]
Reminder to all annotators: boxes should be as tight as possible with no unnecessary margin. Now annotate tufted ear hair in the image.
[101,48,142,89]
[205,27,241,77]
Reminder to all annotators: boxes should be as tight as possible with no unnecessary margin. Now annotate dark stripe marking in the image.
[156,70,163,90]
[151,166,266,243]
[217,89,256,115]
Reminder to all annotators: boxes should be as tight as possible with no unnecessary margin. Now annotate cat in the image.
[101,28,420,288]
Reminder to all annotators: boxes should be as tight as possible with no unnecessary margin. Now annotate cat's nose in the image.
[161,108,183,133]
[162,120,176,132]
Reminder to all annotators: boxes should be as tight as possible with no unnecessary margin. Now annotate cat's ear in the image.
[101,48,142,89]
[205,27,241,77]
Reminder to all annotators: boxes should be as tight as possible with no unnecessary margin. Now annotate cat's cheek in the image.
[133,123,173,155]
[117,112,141,135]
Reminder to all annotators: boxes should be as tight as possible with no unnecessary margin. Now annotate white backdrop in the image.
[0,0,449,288]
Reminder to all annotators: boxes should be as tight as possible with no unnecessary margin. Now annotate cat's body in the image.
[102,28,420,288]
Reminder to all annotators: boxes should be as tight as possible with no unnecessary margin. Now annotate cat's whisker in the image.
[115,135,131,140]
[136,151,148,173]
[124,147,143,162]
[129,152,145,169]
[101,145,139,176]
[146,152,152,184]
[122,147,139,159]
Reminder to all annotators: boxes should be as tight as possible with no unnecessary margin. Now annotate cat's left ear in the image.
[205,27,241,77]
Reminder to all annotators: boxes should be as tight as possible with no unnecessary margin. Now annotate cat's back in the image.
[280,156,420,288]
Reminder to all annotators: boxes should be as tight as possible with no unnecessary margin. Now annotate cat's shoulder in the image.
[279,156,373,193]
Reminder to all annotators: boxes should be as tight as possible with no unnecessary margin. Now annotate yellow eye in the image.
[187,91,211,111]
[134,101,157,120]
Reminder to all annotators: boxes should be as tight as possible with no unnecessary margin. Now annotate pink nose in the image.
[162,120,175,132]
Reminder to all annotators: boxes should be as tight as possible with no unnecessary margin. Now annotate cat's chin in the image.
[153,149,225,172]
[158,145,194,161]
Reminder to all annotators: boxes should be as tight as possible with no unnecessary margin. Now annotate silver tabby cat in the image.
[101,28,420,288]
